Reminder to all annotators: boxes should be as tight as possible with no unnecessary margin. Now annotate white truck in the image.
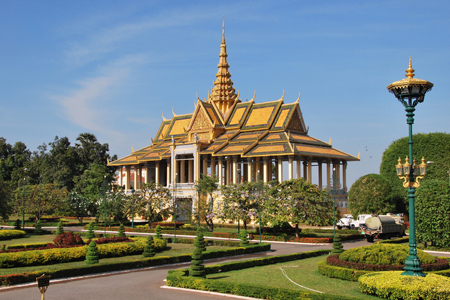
[349,214,373,229]
[336,214,353,229]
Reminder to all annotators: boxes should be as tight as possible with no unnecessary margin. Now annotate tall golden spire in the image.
[207,18,240,118]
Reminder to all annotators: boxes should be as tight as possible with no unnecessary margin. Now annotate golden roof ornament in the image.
[387,57,433,96]
[207,18,241,117]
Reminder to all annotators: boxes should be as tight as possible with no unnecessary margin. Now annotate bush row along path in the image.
[0,226,448,300]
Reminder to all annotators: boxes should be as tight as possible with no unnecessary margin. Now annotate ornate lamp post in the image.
[388,58,433,277]
[173,173,177,243]
[257,170,262,243]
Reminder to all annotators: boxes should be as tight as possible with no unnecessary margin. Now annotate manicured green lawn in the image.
[1,234,56,246]
[206,255,378,299]
[0,243,230,276]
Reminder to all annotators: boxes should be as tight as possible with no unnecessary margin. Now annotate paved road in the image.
[0,228,448,300]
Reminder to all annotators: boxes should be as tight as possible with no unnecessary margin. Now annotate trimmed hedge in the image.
[167,250,356,300]
[327,254,449,272]
[318,259,370,281]
[318,258,450,282]
[4,242,49,250]
[0,238,166,268]
[0,243,270,286]
[0,230,26,240]
[359,271,450,299]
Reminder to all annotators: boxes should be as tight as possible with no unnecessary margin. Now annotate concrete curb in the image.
[161,286,262,299]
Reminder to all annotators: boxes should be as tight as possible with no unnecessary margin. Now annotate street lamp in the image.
[22,168,28,229]
[130,187,135,228]
[427,161,450,186]
[388,57,433,277]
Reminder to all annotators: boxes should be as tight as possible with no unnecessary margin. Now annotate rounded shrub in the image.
[34,220,43,235]
[194,227,206,252]
[339,244,436,265]
[14,219,21,230]
[331,234,344,255]
[53,232,85,247]
[359,271,450,299]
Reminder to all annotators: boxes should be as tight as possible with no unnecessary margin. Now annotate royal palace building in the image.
[108,22,359,215]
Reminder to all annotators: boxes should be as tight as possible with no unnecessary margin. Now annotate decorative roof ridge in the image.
[206,19,241,118]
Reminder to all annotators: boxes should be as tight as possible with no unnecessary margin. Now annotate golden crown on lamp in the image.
[396,156,427,188]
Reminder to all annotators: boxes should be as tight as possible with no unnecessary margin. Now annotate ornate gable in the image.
[286,107,306,133]
[191,105,214,131]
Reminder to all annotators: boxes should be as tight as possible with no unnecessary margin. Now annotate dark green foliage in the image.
[155,225,162,239]
[56,220,64,236]
[14,219,21,230]
[194,227,206,252]
[142,235,156,257]
[34,220,42,235]
[189,248,205,278]
[339,244,436,265]
[85,241,99,264]
[416,179,450,248]
[86,222,95,239]
[190,226,206,277]
[0,181,11,220]
[239,230,249,247]
[380,132,450,212]
[117,223,125,237]
[331,234,344,254]
[348,174,396,217]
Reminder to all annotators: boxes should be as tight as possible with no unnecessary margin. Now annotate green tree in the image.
[85,241,99,265]
[105,188,127,223]
[56,220,64,236]
[34,220,43,235]
[189,229,205,278]
[266,178,333,237]
[155,225,162,239]
[193,227,206,252]
[65,192,89,222]
[0,180,12,220]
[124,189,141,227]
[380,132,450,212]
[195,175,219,232]
[138,182,171,224]
[117,223,126,237]
[142,235,155,257]
[86,222,95,239]
[239,229,250,247]
[331,234,344,254]
[348,174,396,217]
[220,182,261,231]
[416,179,450,248]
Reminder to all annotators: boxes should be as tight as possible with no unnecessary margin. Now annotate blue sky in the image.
[1,1,449,187]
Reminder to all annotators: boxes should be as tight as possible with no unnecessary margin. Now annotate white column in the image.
[288,157,294,180]
[119,166,123,187]
[167,160,171,186]
[318,161,323,189]
[155,162,160,185]
[307,159,312,183]
[188,159,193,183]
[180,159,185,183]
[211,157,216,177]
[327,160,331,189]
[247,158,252,182]
[296,159,301,179]
[263,158,268,183]
[343,161,347,191]
[278,156,283,182]
[133,168,138,190]
[232,157,237,184]
[218,157,223,185]
[125,166,130,191]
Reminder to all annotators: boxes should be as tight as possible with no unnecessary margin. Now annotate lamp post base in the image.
[402,254,426,277]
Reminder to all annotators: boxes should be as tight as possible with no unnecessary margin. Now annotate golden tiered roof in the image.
[108,23,359,167]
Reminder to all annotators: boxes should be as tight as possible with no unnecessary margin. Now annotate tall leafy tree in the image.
[266,178,333,237]
[220,181,262,231]
[416,179,450,248]
[380,132,450,212]
[0,180,12,220]
[138,182,171,224]
[65,191,89,222]
[195,175,219,232]
[348,174,397,217]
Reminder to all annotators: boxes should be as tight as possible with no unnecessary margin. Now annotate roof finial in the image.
[222,16,225,44]
[406,56,415,79]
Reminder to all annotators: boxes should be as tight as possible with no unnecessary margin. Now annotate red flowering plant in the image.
[53,232,85,247]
